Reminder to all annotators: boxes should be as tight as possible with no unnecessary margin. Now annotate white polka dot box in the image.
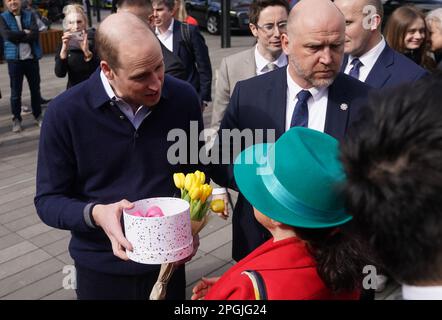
[123,197,194,264]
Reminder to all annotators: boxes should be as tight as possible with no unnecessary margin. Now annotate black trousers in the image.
[75,264,186,300]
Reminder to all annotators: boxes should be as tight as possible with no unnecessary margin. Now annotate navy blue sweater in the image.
[35,71,205,275]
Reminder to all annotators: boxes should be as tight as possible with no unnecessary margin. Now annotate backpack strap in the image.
[180,22,195,63]
[241,270,268,300]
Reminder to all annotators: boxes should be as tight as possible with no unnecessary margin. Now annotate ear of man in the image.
[249,23,259,38]
[101,61,115,80]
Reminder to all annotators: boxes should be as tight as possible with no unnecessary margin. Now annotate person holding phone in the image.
[55,4,99,89]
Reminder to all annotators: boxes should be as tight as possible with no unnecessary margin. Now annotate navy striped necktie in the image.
[290,90,311,128]
[349,58,363,80]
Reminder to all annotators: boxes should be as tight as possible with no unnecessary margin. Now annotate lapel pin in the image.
[340,103,348,111]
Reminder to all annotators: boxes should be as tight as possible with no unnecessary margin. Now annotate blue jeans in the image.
[7,59,42,122]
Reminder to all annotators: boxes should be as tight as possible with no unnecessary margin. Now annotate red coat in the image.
[204,237,360,300]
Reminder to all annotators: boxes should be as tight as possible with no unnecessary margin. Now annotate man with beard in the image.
[210,0,371,263]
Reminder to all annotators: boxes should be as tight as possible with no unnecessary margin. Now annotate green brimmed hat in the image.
[233,127,351,228]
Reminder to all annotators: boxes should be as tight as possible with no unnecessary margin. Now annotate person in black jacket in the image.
[54,4,99,88]
[153,0,212,109]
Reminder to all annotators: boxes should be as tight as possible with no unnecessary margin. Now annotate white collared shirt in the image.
[255,45,288,75]
[156,18,174,52]
[285,68,328,132]
[100,71,151,130]
[344,37,386,82]
[402,284,442,300]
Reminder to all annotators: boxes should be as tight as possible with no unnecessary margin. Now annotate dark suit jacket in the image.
[211,67,371,261]
[342,44,428,89]
[172,20,212,101]
[161,42,186,80]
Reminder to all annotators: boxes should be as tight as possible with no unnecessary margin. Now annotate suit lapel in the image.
[267,67,288,137]
[341,54,349,73]
[324,74,350,140]
[172,20,181,54]
[243,47,257,78]
[365,45,393,88]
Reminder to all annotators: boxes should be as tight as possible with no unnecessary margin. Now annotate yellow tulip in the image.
[184,173,195,191]
[189,185,202,201]
[173,173,185,189]
[200,184,213,203]
[190,177,202,191]
[194,170,206,184]
[210,199,225,213]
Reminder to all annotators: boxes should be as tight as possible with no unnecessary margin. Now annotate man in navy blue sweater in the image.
[35,12,204,299]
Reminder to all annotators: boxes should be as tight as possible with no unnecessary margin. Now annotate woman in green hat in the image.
[192,127,371,300]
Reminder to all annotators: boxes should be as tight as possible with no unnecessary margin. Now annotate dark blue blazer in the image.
[342,44,428,89]
[172,20,212,101]
[211,67,372,261]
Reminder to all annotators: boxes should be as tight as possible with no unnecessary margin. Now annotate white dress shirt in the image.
[156,18,174,52]
[100,71,151,130]
[402,284,442,300]
[344,37,386,82]
[255,45,288,75]
[285,68,328,132]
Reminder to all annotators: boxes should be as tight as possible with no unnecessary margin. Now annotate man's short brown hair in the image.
[249,0,290,26]
[95,26,121,70]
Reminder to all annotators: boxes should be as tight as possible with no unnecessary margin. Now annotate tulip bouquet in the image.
[149,170,224,300]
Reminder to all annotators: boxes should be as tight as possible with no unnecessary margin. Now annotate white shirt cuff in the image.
[212,187,227,195]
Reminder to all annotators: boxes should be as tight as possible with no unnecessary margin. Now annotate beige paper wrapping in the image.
[149,215,211,300]
[149,263,176,300]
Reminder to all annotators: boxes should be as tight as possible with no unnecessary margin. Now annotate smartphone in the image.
[69,31,84,49]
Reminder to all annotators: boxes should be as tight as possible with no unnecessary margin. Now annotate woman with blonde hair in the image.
[55,4,99,88]
[384,5,435,71]
[174,0,197,25]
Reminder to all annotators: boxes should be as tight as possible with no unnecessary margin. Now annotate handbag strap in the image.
[241,270,268,300]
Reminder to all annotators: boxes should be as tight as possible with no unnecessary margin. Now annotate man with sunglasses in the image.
[210,0,290,135]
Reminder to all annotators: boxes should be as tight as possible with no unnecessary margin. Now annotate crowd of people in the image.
[1,0,442,300]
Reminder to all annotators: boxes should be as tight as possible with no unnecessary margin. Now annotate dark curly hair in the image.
[294,224,375,293]
[341,75,442,285]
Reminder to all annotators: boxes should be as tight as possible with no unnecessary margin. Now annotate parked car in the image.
[185,0,252,35]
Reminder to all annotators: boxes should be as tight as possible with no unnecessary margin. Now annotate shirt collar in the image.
[98,69,170,106]
[286,67,327,103]
[100,70,144,111]
[254,45,288,73]
[156,18,174,36]
[348,37,386,70]
[402,284,442,300]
